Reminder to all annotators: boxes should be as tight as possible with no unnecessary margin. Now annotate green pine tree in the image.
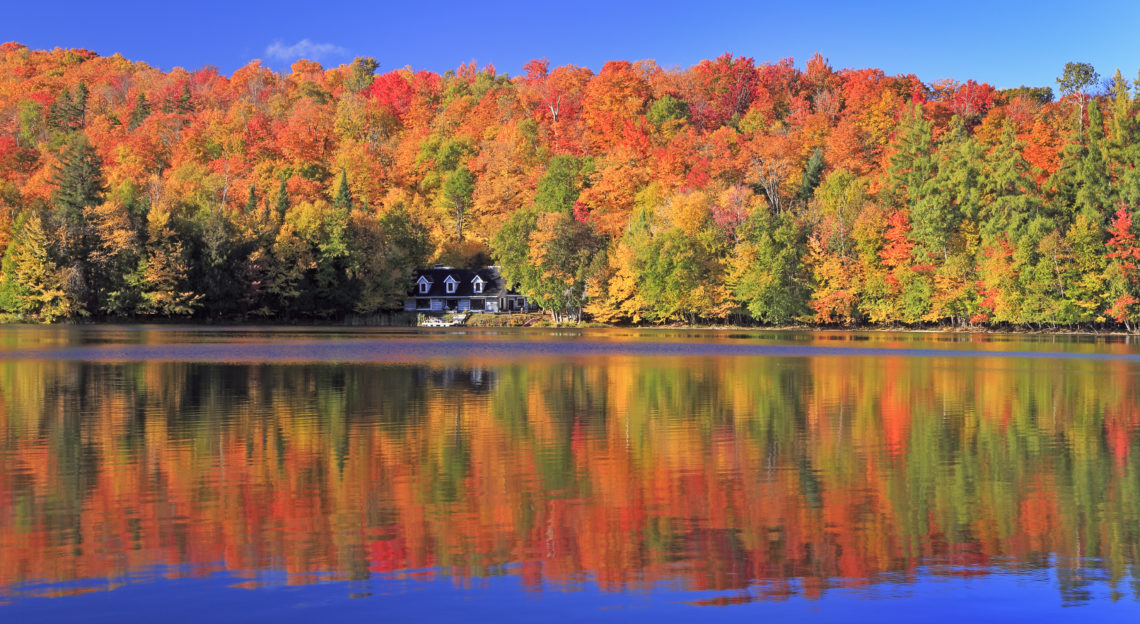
[334,170,353,211]
[128,93,150,130]
[1107,69,1140,213]
[72,82,88,128]
[245,186,258,213]
[53,133,106,234]
[274,178,290,217]
[885,104,936,208]
[797,148,826,202]
[177,83,193,113]
[48,88,74,132]
[1074,102,1112,226]
[980,121,1041,240]
[52,133,106,311]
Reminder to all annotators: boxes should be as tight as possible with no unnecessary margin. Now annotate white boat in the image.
[420,314,467,328]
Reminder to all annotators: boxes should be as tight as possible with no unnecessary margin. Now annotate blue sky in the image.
[3,0,1138,89]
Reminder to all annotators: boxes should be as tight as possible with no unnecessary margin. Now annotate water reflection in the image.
[0,332,1139,610]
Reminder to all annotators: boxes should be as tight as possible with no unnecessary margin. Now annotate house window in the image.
[445,276,457,294]
[418,281,429,294]
[473,281,483,294]
[470,298,485,310]
[415,298,429,309]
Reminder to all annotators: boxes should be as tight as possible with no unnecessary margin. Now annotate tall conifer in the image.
[274,179,290,217]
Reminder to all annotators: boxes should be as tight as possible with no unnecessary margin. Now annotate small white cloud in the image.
[265,39,348,62]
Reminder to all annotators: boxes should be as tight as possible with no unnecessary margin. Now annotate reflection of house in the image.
[404,266,529,314]
[417,366,494,390]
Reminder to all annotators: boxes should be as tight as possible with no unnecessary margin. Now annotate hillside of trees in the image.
[0,43,1138,327]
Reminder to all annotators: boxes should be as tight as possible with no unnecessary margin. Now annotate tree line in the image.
[0,45,1138,327]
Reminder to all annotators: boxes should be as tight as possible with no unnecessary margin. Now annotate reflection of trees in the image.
[0,355,1138,603]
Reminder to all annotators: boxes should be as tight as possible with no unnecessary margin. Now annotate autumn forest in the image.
[1,43,1139,327]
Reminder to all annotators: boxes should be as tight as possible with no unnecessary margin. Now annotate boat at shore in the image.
[419,314,467,328]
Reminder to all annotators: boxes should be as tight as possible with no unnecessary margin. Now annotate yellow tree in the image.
[136,203,200,316]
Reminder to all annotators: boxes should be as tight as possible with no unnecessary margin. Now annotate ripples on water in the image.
[0,327,1139,621]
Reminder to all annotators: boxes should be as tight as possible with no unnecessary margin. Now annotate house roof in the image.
[408,266,520,298]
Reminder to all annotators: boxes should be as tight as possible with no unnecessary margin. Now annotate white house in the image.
[405,266,529,314]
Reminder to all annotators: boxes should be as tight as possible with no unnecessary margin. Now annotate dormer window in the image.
[472,275,484,294]
[417,276,432,294]
[444,275,458,294]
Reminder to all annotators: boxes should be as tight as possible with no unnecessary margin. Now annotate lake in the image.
[1,326,1139,622]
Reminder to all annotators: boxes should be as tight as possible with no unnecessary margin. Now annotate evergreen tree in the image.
[177,83,193,113]
[880,105,939,322]
[334,170,353,211]
[1046,100,1112,234]
[53,133,106,239]
[1074,102,1112,226]
[980,121,1040,240]
[911,118,980,263]
[47,88,74,132]
[52,133,106,311]
[885,104,936,207]
[245,185,258,213]
[128,93,150,130]
[47,83,88,131]
[797,149,825,202]
[1107,70,1140,211]
[274,178,290,217]
[73,82,88,128]
[310,175,359,313]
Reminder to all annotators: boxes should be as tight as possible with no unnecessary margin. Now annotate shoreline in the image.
[459,312,1140,336]
[0,316,1135,338]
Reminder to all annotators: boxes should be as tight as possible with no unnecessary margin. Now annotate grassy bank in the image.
[456,312,1138,335]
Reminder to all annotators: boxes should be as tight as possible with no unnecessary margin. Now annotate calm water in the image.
[1,327,1140,622]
